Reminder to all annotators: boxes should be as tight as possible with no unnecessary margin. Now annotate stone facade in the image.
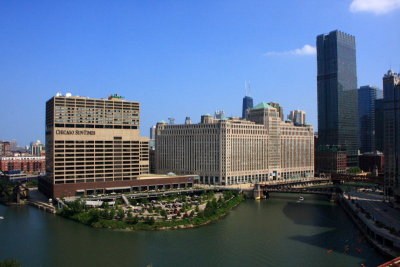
[156,103,314,185]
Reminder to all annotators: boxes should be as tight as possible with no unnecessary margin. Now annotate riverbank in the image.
[338,193,400,258]
[57,191,244,230]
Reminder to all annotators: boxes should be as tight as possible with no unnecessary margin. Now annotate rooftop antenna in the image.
[245,80,252,97]
[248,80,251,97]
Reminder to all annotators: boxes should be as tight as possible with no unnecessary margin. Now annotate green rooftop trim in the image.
[252,102,273,110]
[158,120,167,124]
[203,113,212,116]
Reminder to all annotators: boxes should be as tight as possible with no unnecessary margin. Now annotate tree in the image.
[160,210,167,217]
[144,216,155,225]
[108,208,116,220]
[0,259,21,267]
[116,208,125,220]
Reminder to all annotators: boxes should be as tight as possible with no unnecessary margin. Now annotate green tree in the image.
[0,259,21,267]
[116,208,125,220]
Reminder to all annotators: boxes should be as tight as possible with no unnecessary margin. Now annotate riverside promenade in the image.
[340,190,400,258]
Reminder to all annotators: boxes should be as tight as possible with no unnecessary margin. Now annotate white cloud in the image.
[265,44,316,56]
[350,0,400,14]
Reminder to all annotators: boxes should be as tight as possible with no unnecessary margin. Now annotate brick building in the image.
[0,154,45,173]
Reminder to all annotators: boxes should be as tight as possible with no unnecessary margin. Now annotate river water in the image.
[0,193,388,267]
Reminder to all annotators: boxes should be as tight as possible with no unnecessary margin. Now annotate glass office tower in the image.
[383,70,400,201]
[375,98,384,152]
[317,30,359,167]
[242,95,253,119]
[358,85,383,153]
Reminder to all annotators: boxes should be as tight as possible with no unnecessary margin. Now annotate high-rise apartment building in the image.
[358,85,383,153]
[156,102,314,185]
[242,96,253,119]
[383,70,400,201]
[30,140,45,156]
[317,30,359,167]
[40,94,150,198]
[288,110,306,126]
[0,141,11,156]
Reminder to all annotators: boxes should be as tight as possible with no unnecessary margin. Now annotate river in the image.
[0,193,388,267]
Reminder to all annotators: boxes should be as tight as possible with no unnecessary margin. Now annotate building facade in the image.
[375,98,384,152]
[30,140,45,156]
[267,102,284,121]
[317,30,359,167]
[156,102,314,185]
[0,154,45,173]
[359,153,384,175]
[242,96,253,119]
[383,70,400,201]
[316,145,347,174]
[288,110,306,126]
[0,141,11,156]
[40,94,150,198]
[358,85,383,153]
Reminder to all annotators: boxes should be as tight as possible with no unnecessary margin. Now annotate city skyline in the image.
[1,1,400,145]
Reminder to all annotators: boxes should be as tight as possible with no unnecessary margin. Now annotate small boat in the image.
[327,250,334,253]
[0,216,4,220]
[255,196,261,200]
[299,196,304,201]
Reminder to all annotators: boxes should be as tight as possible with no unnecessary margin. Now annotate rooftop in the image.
[252,102,274,110]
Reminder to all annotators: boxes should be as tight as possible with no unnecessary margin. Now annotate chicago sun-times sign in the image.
[55,130,95,135]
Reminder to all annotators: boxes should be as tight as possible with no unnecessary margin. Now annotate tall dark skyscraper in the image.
[374,98,384,152]
[316,30,359,167]
[358,85,383,153]
[383,70,400,201]
[242,95,253,119]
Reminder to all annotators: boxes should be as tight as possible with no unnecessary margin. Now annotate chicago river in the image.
[0,193,387,267]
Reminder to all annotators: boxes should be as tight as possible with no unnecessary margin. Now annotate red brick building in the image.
[0,154,45,173]
[316,145,347,174]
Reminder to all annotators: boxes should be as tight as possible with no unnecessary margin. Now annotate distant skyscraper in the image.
[214,111,225,120]
[185,117,192,124]
[268,102,284,120]
[168,118,175,125]
[0,141,11,156]
[10,139,17,151]
[30,140,45,156]
[242,96,253,119]
[288,110,306,125]
[358,85,383,153]
[150,126,156,140]
[383,70,400,201]
[375,98,384,152]
[317,30,359,167]
[150,125,156,150]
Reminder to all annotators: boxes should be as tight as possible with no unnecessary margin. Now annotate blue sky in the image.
[1,0,399,146]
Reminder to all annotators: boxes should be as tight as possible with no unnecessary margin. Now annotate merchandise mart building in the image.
[156,102,314,185]
[40,94,153,198]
